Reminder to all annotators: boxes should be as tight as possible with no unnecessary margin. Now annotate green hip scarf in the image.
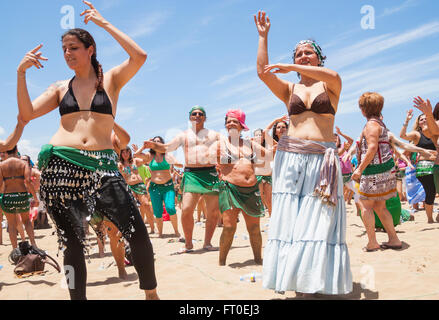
[218,181,265,218]
[416,160,435,178]
[38,144,119,172]
[1,192,30,214]
[181,167,220,195]
[363,158,395,176]
[342,173,352,184]
[129,183,148,195]
[256,175,272,185]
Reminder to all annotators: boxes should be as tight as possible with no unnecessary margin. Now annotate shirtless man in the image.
[0,146,38,249]
[141,106,220,252]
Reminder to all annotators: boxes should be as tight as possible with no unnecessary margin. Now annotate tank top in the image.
[339,152,352,174]
[358,118,393,166]
[416,132,436,151]
[149,155,170,171]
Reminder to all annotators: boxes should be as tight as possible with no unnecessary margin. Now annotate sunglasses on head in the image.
[191,112,205,116]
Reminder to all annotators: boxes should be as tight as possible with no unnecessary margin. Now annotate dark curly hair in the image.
[272,121,289,142]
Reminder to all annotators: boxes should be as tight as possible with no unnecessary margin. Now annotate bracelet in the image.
[402,123,408,127]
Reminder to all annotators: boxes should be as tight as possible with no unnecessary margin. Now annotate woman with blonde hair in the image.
[400,108,438,223]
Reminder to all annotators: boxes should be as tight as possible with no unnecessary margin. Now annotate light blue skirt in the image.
[262,141,352,295]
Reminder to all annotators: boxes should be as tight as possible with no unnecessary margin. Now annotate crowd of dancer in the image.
[2,3,439,300]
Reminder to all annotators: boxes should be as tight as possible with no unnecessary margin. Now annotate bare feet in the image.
[363,242,381,252]
[145,289,160,300]
[380,240,402,250]
[118,268,128,280]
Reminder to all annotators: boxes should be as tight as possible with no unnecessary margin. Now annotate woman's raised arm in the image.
[17,44,60,121]
[255,11,291,105]
[80,1,147,93]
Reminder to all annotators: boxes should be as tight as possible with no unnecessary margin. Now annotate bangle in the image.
[403,123,408,127]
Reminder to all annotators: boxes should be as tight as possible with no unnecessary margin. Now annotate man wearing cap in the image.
[141,106,220,253]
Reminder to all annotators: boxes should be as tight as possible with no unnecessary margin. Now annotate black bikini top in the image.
[288,84,335,116]
[59,77,114,118]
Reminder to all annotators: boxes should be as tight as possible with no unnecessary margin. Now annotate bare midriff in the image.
[288,112,335,143]
[151,170,172,184]
[49,112,114,150]
[220,159,257,187]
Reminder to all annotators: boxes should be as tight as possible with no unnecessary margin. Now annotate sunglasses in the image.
[191,112,205,117]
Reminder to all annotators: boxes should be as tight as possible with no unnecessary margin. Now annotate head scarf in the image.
[293,40,326,67]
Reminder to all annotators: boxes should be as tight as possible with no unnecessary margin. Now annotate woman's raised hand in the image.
[405,109,413,121]
[264,64,291,74]
[276,115,289,123]
[80,1,107,27]
[17,44,48,73]
[413,96,432,115]
[254,11,271,37]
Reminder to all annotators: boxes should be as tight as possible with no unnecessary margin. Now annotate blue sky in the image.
[1,0,439,162]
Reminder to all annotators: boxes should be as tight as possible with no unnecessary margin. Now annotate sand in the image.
[1,201,439,300]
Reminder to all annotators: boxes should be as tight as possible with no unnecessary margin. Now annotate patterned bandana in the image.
[293,40,326,67]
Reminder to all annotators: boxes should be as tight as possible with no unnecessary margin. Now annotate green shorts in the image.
[181,167,220,195]
[149,180,176,218]
[1,192,31,214]
[218,181,265,218]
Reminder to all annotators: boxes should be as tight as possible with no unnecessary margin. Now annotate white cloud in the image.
[116,106,136,121]
[329,21,439,70]
[128,11,172,39]
[17,139,41,164]
[0,126,5,136]
[211,65,255,86]
[380,0,418,17]
[99,0,123,11]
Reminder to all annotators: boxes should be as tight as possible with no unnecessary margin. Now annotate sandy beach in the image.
[1,201,439,300]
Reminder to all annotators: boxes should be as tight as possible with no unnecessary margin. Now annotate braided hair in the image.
[62,28,104,91]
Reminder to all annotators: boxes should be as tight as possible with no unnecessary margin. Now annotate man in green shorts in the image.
[0,145,38,249]
[143,106,220,252]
